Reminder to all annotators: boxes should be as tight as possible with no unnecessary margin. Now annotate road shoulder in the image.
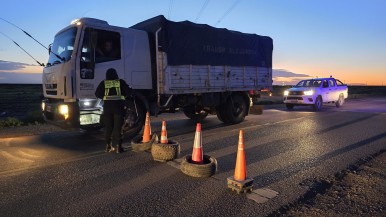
[270,150,386,216]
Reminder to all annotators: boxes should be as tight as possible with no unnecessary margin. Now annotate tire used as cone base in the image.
[151,140,180,162]
[180,155,217,178]
[227,176,254,194]
[131,134,158,152]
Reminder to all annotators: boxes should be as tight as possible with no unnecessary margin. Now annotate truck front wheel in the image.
[122,99,146,138]
[224,94,248,124]
[313,96,323,111]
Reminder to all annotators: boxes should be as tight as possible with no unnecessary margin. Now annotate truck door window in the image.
[322,80,329,88]
[329,80,335,87]
[80,28,95,79]
[95,30,121,63]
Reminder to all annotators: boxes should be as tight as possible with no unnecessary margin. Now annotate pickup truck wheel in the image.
[183,106,208,121]
[122,99,146,139]
[224,94,247,124]
[335,95,344,108]
[285,104,294,110]
[313,96,323,111]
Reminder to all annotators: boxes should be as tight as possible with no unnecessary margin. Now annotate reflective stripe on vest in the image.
[103,80,125,100]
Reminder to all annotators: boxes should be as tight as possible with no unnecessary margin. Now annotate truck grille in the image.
[46,90,58,95]
[287,97,303,100]
[45,84,57,89]
[289,91,304,95]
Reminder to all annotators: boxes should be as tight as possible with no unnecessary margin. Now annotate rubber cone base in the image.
[227,176,254,194]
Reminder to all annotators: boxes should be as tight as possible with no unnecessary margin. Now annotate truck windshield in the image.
[295,80,322,87]
[47,27,77,66]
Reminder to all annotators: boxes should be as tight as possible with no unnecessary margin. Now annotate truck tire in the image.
[313,96,323,111]
[183,106,208,121]
[180,155,217,178]
[122,99,146,139]
[216,105,230,124]
[224,94,248,124]
[285,104,294,110]
[335,94,344,108]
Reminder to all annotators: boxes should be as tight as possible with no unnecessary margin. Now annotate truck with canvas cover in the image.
[41,15,273,137]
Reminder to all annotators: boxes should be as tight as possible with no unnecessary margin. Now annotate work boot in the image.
[105,143,115,153]
[116,144,123,153]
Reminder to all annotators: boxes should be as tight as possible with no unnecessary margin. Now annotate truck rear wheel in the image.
[183,106,208,121]
[216,105,229,124]
[335,94,344,108]
[122,99,146,139]
[224,94,248,124]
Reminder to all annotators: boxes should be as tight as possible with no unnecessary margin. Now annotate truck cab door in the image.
[76,28,124,99]
[321,79,330,102]
[328,79,338,101]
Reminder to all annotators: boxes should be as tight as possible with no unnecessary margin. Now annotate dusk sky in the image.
[0,0,385,85]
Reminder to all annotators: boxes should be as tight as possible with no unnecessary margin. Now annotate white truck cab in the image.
[283,77,348,111]
[42,18,152,130]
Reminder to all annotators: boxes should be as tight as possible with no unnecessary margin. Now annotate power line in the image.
[195,0,210,22]
[0,17,48,50]
[0,31,44,66]
[214,0,241,27]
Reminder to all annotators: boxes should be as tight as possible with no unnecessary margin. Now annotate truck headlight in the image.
[58,104,69,120]
[304,90,314,96]
[41,102,45,111]
[284,90,289,96]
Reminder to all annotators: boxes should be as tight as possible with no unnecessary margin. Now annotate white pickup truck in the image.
[283,77,348,111]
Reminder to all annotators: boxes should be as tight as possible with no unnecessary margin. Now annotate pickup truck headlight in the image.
[304,90,314,96]
[284,90,289,96]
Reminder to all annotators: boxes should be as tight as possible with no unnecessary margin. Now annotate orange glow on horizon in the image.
[274,64,385,86]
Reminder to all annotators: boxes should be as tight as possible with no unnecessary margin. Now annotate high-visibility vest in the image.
[103,80,125,100]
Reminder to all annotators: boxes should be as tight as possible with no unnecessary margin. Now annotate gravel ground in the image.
[271,151,386,217]
[1,125,385,216]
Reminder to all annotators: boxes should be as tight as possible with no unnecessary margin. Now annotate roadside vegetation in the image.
[0,84,44,128]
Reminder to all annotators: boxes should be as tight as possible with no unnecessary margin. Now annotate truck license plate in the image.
[46,105,52,112]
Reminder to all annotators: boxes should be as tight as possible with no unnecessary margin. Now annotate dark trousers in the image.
[104,109,124,146]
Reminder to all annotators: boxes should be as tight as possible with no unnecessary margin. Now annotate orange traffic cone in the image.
[227,130,253,193]
[160,120,168,144]
[191,123,203,164]
[234,130,246,181]
[142,112,151,143]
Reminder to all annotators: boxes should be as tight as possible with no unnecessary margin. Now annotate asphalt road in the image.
[1,97,385,217]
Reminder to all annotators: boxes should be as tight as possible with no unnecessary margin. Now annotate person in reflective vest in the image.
[95,68,132,153]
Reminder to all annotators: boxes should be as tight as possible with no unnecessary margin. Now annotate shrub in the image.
[0,117,23,128]
[22,110,45,124]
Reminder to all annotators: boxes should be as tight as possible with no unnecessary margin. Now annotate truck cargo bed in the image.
[158,53,271,94]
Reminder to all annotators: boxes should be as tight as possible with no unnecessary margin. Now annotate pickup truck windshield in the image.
[47,27,77,66]
[295,79,322,87]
